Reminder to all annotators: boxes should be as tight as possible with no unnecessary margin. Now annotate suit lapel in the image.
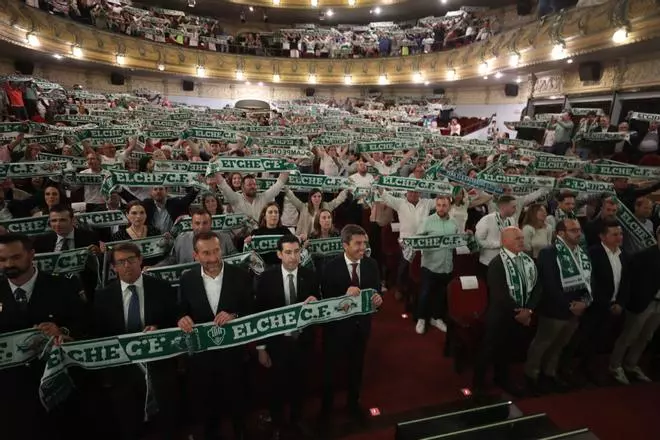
[143,277,155,326]
[196,270,216,316]
[109,282,127,333]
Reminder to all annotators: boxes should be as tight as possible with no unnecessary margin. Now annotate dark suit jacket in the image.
[93,275,178,386]
[177,264,253,368]
[320,255,380,336]
[33,227,100,300]
[536,246,591,320]
[625,245,660,313]
[0,272,86,402]
[486,255,542,321]
[587,244,630,310]
[255,265,319,349]
[121,188,199,229]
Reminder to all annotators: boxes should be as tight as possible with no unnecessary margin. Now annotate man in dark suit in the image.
[32,204,101,301]
[121,185,199,234]
[609,226,660,385]
[177,231,252,440]
[473,227,541,397]
[93,242,179,440]
[564,221,628,384]
[525,219,592,393]
[0,233,86,440]
[319,224,383,428]
[256,235,319,440]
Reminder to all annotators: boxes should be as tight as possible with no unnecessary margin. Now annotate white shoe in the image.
[415,319,426,334]
[625,366,652,383]
[609,366,630,385]
[429,318,448,333]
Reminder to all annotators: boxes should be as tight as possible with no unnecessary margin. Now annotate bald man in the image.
[473,227,542,397]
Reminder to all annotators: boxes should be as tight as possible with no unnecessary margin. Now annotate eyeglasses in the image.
[114,256,139,266]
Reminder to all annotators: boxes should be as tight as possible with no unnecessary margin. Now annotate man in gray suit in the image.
[156,207,235,266]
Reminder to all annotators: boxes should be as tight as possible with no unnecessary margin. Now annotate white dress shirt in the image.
[55,230,75,252]
[120,275,145,330]
[344,253,361,284]
[201,266,224,314]
[380,190,435,239]
[281,266,299,305]
[349,172,375,189]
[602,243,622,301]
[79,168,105,204]
[8,266,39,303]
[475,212,513,266]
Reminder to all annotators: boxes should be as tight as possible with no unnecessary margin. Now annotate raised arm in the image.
[284,188,305,211]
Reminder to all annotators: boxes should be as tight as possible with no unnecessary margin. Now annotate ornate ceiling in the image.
[1,0,659,87]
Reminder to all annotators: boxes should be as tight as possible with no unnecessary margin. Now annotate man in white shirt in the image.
[216,172,289,223]
[78,153,106,208]
[475,195,518,279]
[177,231,252,440]
[255,235,318,439]
[379,188,435,303]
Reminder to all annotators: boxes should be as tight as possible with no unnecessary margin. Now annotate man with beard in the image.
[584,197,619,247]
[120,185,200,234]
[0,233,86,440]
[216,172,290,224]
[177,231,253,440]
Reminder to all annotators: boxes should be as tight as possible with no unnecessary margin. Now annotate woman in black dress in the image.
[111,200,165,266]
[246,201,293,266]
[308,208,340,278]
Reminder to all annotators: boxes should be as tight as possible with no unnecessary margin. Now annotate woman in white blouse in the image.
[284,188,348,237]
[522,203,553,259]
[449,118,462,136]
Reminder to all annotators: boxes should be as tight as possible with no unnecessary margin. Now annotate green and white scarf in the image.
[500,249,537,307]
[555,237,592,294]
[402,234,479,251]
[34,248,91,275]
[0,216,49,235]
[243,234,283,255]
[629,112,660,122]
[205,157,298,176]
[495,213,514,231]
[170,213,251,237]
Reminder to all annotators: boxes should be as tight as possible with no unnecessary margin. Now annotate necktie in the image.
[126,285,142,333]
[14,287,28,312]
[60,237,70,251]
[287,273,297,305]
[350,262,359,287]
[287,274,300,338]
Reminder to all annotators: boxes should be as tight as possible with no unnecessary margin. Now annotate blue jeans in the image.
[417,268,452,321]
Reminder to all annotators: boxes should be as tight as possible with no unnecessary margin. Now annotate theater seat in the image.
[639,153,660,166]
[445,276,488,373]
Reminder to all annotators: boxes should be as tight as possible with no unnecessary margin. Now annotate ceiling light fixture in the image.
[441,0,447,4]
[311,0,318,6]
[494,72,503,79]
[413,71,424,83]
[116,54,125,65]
[53,54,63,60]
[249,6,254,12]
[157,63,165,71]
[72,46,83,58]
[612,27,628,43]
[446,69,456,80]
[378,74,388,85]
[551,44,566,60]
[348,0,356,5]
[344,74,352,85]
[308,74,317,84]
[515,76,522,83]
[509,53,520,67]
[478,61,488,74]
[327,9,334,16]
[483,76,488,80]
[235,70,244,80]
[374,6,381,14]
[272,73,281,82]
[273,0,280,4]
[197,66,206,77]
[188,0,196,7]
[567,58,574,64]
[26,33,40,47]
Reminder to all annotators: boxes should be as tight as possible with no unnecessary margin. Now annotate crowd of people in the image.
[1,72,660,440]
[23,0,499,58]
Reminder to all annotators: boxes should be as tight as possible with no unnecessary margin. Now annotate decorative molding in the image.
[1,0,660,87]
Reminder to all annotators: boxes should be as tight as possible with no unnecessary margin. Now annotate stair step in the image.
[421,412,560,440]
[395,400,520,440]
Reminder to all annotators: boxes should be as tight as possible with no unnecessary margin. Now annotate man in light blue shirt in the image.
[416,195,458,334]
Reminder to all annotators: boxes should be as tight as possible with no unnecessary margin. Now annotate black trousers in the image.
[561,305,618,374]
[322,319,370,412]
[267,337,310,427]
[186,351,245,439]
[473,311,520,388]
